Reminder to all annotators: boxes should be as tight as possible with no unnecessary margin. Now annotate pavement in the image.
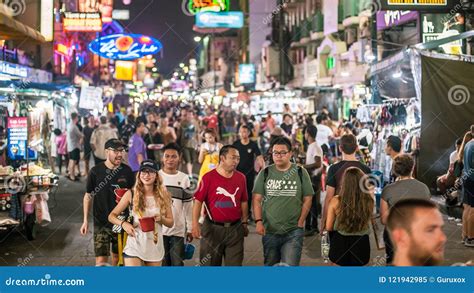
[0,171,473,267]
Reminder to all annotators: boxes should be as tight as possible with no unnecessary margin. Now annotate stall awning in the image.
[0,8,45,42]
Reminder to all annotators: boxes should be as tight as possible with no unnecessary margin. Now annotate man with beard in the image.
[80,139,135,266]
[387,199,446,266]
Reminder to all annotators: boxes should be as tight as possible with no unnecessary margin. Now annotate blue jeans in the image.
[262,228,304,266]
[163,236,185,266]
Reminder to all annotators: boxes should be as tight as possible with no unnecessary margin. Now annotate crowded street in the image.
[0,0,473,278]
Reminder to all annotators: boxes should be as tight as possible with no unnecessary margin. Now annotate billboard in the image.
[238,64,256,84]
[196,11,244,29]
[188,0,229,15]
[380,0,459,11]
[78,0,113,23]
[89,33,163,60]
[63,12,102,32]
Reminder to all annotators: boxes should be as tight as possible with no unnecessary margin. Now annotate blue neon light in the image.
[88,33,162,61]
[196,11,244,29]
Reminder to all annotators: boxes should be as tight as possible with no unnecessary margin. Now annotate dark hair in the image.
[240,125,250,132]
[162,143,181,155]
[53,128,62,136]
[316,113,328,124]
[219,145,238,159]
[456,137,463,146]
[203,128,217,138]
[306,125,318,139]
[392,154,414,177]
[283,113,292,120]
[71,112,78,120]
[387,199,438,234]
[270,136,292,152]
[150,121,158,128]
[340,134,358,155]
[387,135,402,153]
[100,116,107,124]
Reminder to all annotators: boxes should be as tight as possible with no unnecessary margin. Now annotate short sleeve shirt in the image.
[253,164,314,234]
[306,142,323,176]
[128,133,147,172]
[233,140,261,177]
[194,169,248,223]
[326,160,371,194]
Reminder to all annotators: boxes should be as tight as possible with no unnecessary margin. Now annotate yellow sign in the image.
[115,61,134,81]
[387,0,447,5]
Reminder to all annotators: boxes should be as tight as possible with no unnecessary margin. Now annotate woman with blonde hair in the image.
[109,160,173,266]
[326,167,374,266]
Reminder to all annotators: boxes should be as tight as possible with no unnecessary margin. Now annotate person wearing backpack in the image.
[253,136,314,266]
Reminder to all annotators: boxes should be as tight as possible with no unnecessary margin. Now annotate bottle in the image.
[321,231,330,263]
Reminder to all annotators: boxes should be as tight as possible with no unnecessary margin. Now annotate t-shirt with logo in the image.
[253,163,314,234]
[194,169,248,223]
[233,140,261,178]
[86,163,135,228]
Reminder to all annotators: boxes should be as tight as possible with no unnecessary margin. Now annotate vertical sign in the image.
[40,0,54,41]
[7,117,28,160]
[323,0,338,36]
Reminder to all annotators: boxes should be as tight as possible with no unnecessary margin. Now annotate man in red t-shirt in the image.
[203,108,219,131]
[192,145,249,266]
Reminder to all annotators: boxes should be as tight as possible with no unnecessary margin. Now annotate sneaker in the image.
[464,238,474,247]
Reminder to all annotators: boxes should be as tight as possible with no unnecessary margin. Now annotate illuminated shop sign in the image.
[188,0,229,15]
[196,11,244,29]
[0,61,28,78]
[63,12,102,32]
[88,33,163,61]
[380,0,457,11]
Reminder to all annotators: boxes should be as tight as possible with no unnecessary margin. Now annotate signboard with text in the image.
[79,86,103,110]
[196,12,244,29]
[63,12,102,32]
[376,10,419,30]
[88,33,163,60]
[187,0,229,15]
[238,64,256,84]
[380,0,459,11]
[7,117,27,160]
[78,0,113,23]
[421,13,464,55]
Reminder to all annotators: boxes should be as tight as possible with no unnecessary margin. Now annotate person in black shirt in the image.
[321,134,371,234]
[82,116,96,177]
[80,139,135,266]
[233,125,264,218]
[280,114,293,138]
[144,121,163,162]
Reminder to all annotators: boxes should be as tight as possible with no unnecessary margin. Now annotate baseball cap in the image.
[139,160,159,172]
[104,139,125,150]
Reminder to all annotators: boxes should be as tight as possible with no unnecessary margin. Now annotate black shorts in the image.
[329,231,370,266]
[463,178,474,207]
[69,148,80,162]
[84,147,92,160]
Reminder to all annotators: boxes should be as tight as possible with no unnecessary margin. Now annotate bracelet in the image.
[254,219,263,223]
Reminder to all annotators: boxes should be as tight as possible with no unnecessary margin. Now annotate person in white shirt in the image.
[159,143,193,266]
[90,116,119,164]
[303,125,323,236]
[315,114,333,155]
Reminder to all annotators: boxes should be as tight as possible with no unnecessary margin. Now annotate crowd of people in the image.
[60,100,474,267]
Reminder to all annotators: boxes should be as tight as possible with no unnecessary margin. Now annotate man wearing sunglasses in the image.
[253,136,314,266]
[80,139,135,266]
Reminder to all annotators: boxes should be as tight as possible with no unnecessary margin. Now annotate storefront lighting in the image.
[179,63,185,68]
[152,67,158,72]
[341,71,350,77]
[173,72,179,77]
[194,36,202,42]
[180,76,185,80]
[392,71,402,79]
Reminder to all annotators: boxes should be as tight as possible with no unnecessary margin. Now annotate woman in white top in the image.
[109,160,173,266]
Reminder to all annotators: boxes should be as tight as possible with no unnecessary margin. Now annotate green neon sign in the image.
[188,0,230,15]
[326,57,335,70]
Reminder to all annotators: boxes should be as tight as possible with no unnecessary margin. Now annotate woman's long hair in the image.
[336,167,374,233]
[132,172,171,217]
[457,132,473,163]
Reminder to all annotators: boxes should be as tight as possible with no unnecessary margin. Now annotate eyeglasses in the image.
[140,170,157,176]
[272,151,290,157]
[108,149,125,154]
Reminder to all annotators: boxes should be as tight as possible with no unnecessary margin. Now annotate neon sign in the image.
[88,34,162,60]
[188,0,229,15]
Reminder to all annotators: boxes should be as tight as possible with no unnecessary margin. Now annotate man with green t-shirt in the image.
[253,136,314,266]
